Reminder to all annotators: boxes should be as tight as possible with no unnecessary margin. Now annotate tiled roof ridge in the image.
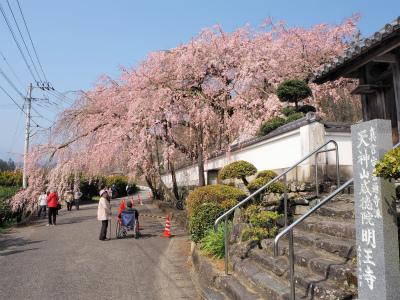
[313,16,400,82]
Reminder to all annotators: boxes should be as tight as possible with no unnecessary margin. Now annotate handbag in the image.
[57,203,62,210]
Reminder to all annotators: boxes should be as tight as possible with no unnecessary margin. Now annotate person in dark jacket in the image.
[117,201,139,224]
[47,190,59,226]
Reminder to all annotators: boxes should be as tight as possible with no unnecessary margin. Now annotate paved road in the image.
[0,192,198,300]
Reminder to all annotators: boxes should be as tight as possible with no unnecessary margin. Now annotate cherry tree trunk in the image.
[169,160,180,200]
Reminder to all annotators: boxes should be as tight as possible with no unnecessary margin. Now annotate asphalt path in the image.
[0,192,198,300]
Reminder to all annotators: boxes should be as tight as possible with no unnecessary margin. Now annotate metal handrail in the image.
[274,140,400,300]
[273,179,353,299]
[214,139,340,275]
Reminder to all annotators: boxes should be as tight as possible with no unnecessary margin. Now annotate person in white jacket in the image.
[37,191,48,218]
[97,189,111,241]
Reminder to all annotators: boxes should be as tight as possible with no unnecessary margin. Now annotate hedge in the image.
[0,171,22,187]
[189,202,224,243]
[186,184,246,218]
[105,175,138,197]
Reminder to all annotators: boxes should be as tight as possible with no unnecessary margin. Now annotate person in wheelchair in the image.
[116,201,140,238]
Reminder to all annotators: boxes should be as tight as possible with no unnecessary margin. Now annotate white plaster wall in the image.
[161,122,354,188]
[205,129,302,172]
[324,132,353,165]
[324,131,353,180]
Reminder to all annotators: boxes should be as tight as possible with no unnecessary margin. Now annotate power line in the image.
[5,0,42,82]
[16,0,48,82]
[0,65,25,98]
[0,3,38,83]
[0,50,25,89]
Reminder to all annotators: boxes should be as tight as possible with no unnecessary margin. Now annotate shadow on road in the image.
[56,215,96,225]
[0,236,44,252]
[0,247,40,256]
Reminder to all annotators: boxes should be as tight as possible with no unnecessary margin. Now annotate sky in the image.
[0,0,399,162]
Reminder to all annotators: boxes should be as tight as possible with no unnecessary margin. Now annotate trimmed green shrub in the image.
[276,79,312,109]
[247,177,286,194]
[218,160,257,186]
[200,223,227,259]
[256,170,278,180]
[244,204,262,220]
[221,198,238,210]
[256,116,286,137]
[286,112,305,123]
[248,210,282,228]
[374,147,400,179]
[189,202,224,243]
[281,106,297,117]
[297,105,316,114]
[242,227,275,242]
[0,171,22,187]
[242,208,282,242]
[186,184,246,218]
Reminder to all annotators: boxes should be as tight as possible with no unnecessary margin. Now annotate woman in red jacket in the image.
[47,190,59,226]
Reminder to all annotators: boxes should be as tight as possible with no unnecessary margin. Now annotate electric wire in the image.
[5,0,42,82]
[0,3,37,83]
[0,50,25,89]
[0,65,25,98]
[16,0,48,82]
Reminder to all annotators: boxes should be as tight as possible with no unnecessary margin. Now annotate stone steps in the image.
[296,216,356,240]
[292,229,356,259]
[259,240,357,288]
[212,188,360,299]
[232,252,355,300]
[216,273,267,300]
[315,199,355,220]
[201,286,228,300]
[231,255,300,300]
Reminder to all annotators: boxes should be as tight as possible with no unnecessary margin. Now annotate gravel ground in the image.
[0,192,198,300]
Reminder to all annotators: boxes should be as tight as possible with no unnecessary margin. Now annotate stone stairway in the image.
[212,193,359,300]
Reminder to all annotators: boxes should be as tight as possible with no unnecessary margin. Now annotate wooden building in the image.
[314,17,400,143]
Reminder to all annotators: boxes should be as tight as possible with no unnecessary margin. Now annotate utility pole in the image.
[22,83,32,189]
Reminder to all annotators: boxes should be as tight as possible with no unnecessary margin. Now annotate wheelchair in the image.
[116,211,140,239]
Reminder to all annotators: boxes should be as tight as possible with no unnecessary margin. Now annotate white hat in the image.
[99,189,108,197]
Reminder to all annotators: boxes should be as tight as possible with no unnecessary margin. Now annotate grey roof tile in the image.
[313,16,400,82]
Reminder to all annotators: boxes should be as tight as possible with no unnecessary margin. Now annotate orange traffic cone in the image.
[138,193,143,205]
[162,215,171,238]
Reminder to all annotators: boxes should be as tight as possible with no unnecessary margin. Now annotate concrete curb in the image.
[190,242,227,299]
